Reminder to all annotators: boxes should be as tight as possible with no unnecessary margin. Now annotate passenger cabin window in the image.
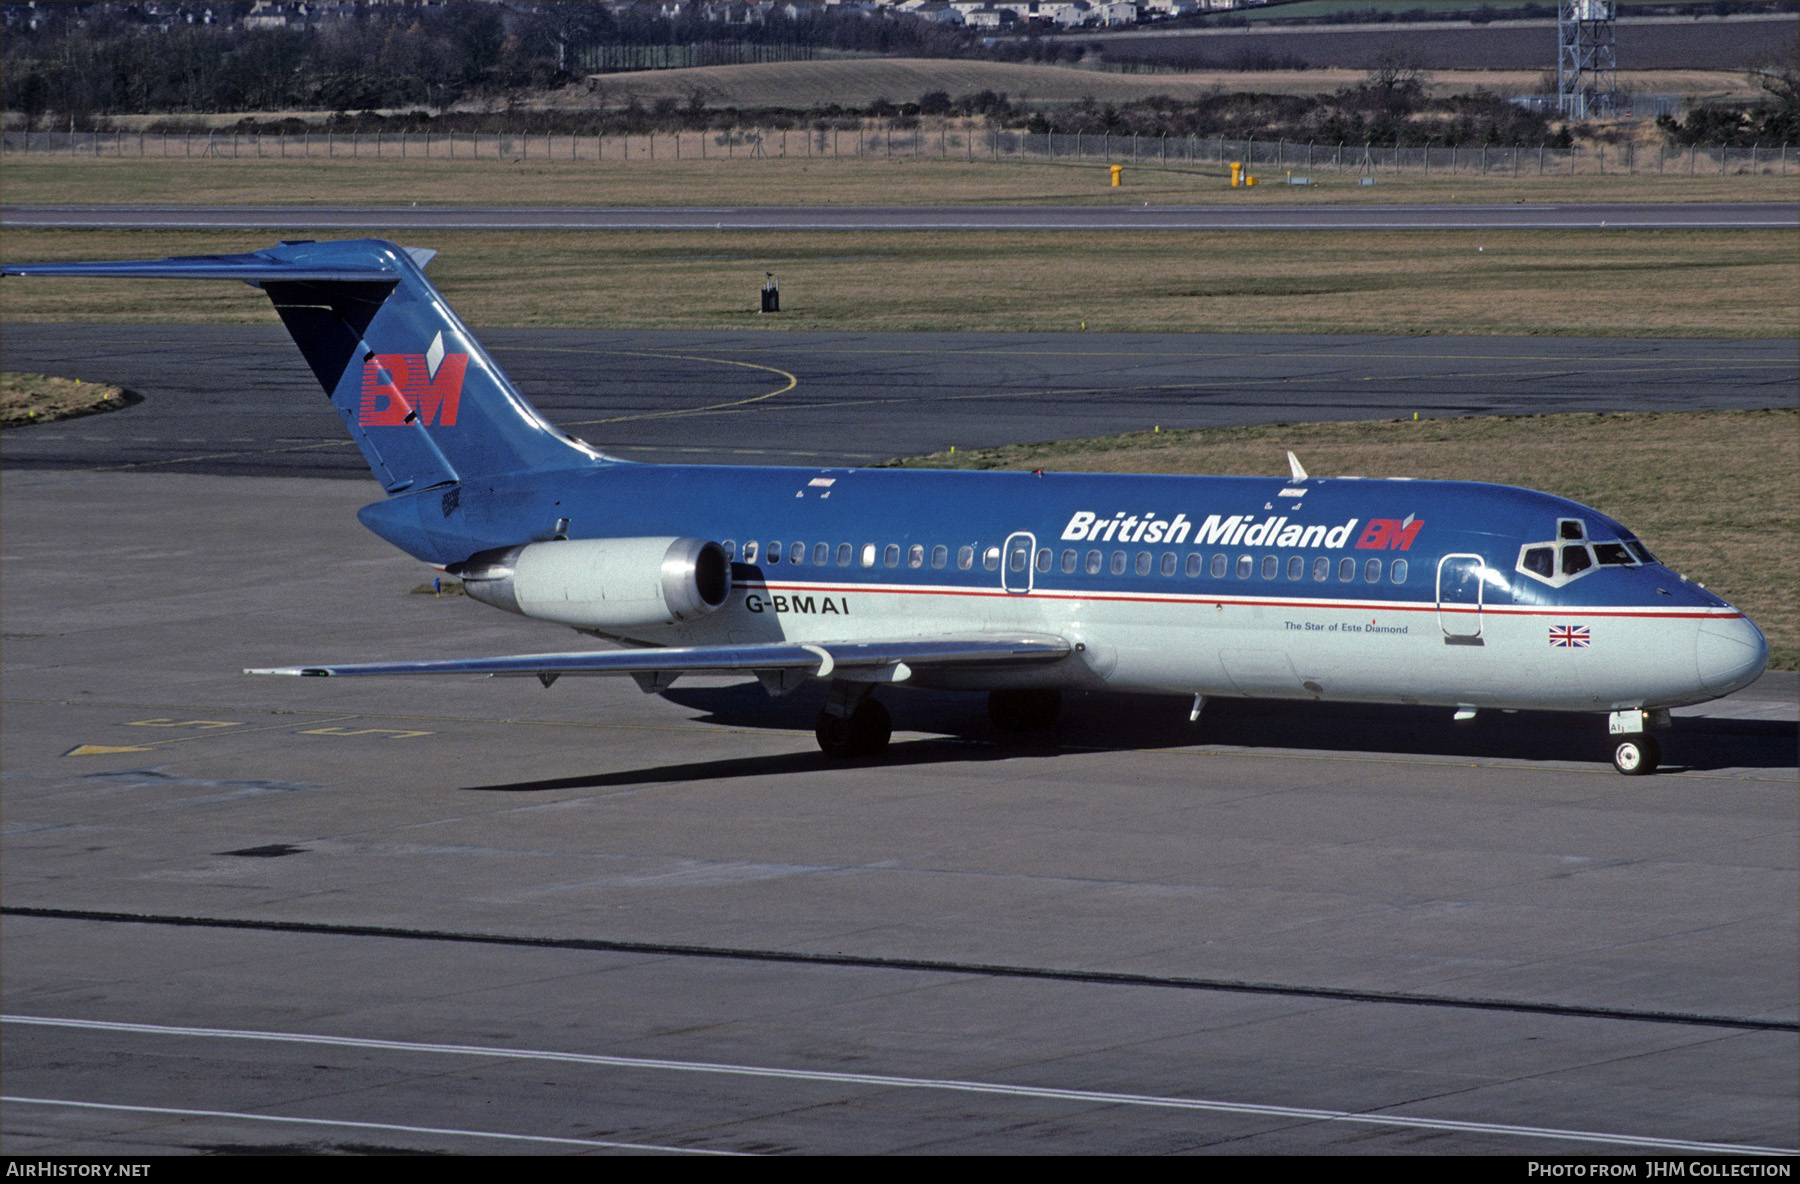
[1261,555,1278,579]
[1135,552,1152,576]
[1009,545,1028,573]
[1063,550,1078,573]
[1086,550,1103,575]
[742,541,759,563]
[885,544,901,568]
[1237,555,1253,579]
[983,546,1000,571]
[909,544,925,569]
[1391,559,1408,584]
[1287,556,1304,580]
[1338,557,1355,582]
[791,542,806,565]
[1186,554,1203,578]
[722,540,737,559]
[1312,557,1329,582]
[1036,548,1052,572]
[861,544,877,568]
[1111,551,1127,575]
[1161,553,1178,577]
[814,542,830,566]
[958,545,974,570]
[767,541,781,564]
[1364,558,1381,583]
[837,543,853,567]
[1211,554,1228,579]
[932,545,948,569]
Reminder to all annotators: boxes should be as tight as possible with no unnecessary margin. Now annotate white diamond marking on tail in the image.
[425,331,446,381]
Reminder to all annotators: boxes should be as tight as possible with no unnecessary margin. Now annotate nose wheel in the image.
[1611,734,1660,776]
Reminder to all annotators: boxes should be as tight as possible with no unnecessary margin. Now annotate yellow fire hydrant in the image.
[1110,164,1123,187]
[1230,161,1242,187]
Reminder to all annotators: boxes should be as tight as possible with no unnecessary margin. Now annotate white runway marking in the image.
[1,1095,744,1155]
[7,1014,1793,1155]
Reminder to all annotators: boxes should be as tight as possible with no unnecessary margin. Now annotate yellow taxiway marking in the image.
[548,349,799,428]
[61,713,361,757]
[297,726,434,740]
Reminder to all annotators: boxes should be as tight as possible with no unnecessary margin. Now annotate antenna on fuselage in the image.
[1287,451,1309,482]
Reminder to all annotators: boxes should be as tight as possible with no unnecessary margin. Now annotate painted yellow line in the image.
[535,348,800,427]
[62,713,361,756]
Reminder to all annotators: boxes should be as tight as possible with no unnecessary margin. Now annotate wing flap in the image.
[246,634,1071,681]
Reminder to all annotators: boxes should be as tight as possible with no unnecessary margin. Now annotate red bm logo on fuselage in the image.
[359,351,469,427]
[1355,517,1424,550]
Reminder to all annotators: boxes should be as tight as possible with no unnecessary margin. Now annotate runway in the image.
[4,324,1795,473]
[2,468,1794,1154]
[5,202,1795,231]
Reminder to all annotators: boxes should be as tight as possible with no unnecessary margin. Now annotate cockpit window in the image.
[1558,518,1586,541]
[1561,545,1592,576]
[1593,542,1634,566]
[1626,540,1656,565]
[1522,546,1554,578]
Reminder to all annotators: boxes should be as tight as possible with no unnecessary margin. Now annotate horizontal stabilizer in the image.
[247,634,1071,682]
[1,253,398,284]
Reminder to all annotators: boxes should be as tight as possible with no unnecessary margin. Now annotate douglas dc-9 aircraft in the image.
[5,240,1768,774]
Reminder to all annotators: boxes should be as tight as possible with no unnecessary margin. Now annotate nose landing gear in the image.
[1608,708,1667,775]
[1611,733,1661,776]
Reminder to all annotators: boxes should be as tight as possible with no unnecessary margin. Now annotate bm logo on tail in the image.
[360,331,469,427]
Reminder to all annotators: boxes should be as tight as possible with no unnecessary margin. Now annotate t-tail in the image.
[1,239,599,493]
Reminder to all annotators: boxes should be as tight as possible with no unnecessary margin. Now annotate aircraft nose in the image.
[1695,614,1768,694]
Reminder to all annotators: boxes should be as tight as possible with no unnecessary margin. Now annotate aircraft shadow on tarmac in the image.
[461,684,1798,792]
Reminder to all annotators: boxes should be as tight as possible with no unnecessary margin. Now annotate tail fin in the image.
[2,239,596,493]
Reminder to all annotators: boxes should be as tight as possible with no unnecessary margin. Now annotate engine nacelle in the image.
[452,537,731,628]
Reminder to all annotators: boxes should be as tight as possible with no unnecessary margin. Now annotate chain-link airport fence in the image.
[3,127,1793,177]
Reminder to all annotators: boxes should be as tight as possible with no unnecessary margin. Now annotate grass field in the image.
[560,60,1763,108]
[3,153,1793,209]
[889,409,1798,670]
[0,371,128,428]
[3,227,1794,338]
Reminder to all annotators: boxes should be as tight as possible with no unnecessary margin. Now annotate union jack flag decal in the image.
[1549,625,1591,648]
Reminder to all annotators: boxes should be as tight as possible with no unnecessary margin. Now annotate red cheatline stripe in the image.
[738,582,1742,621]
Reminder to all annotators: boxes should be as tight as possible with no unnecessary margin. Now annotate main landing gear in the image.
[1608,708,1665,776]
[815,682,891,758]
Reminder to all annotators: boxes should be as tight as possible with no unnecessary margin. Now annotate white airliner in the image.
[2,240,1769,774]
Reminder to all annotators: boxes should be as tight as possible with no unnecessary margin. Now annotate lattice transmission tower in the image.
[1557,0,1619,119]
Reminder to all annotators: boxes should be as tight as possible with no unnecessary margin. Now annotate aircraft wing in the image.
[246,634,1072,691]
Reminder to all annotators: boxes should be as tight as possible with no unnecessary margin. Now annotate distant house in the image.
[911,1,966,22]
